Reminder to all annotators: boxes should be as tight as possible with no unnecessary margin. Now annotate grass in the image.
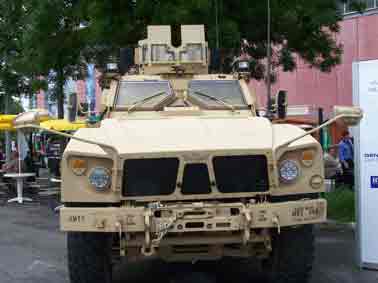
[324,187,355,223]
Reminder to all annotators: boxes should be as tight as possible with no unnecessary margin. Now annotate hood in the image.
[65,116,274,156]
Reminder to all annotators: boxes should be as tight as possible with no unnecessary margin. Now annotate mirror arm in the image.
[17,124,121,191]
[16,124,120,172]
[277,114,359,150]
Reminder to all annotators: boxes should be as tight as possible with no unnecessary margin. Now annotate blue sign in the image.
[371,176,378,189]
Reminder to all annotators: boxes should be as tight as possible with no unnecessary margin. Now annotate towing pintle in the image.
[136,25,209,75]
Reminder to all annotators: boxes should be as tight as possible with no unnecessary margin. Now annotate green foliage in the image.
[0,1,30,106]
[325,187,355,223]
[0,0,345,114]
[7,98,24,114]
[81,0,343,78]
[19,0,90,118]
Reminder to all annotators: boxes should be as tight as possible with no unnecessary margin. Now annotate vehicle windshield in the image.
[188,80,248,109]
[116,81,172,109]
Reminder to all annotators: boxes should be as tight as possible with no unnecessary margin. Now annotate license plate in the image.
[292,202,326,222]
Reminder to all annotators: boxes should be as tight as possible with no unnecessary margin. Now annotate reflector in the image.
[70,158,87,176]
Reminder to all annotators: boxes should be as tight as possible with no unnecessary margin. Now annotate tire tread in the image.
[67,232,112,283]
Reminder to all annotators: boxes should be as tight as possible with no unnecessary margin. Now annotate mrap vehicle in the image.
[13,25,362,283]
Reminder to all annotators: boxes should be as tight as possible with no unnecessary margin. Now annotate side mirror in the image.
[277,90,288,119]
[13,110,51,128]
[209,48,221,73]
[278,105,363,149]
[333,106,363,126]
[119,47,135,75]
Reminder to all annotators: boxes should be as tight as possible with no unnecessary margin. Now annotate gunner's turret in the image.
[135,25,209,75]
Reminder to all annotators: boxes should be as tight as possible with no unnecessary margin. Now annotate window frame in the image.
[114,80,176,111]
[341,0,378,15]
[187,79,250,111]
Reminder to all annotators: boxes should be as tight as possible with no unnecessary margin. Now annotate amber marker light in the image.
[301,150,315,167]
[70,158,87,176]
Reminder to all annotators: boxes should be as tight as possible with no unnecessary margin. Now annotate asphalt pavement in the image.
[0,199,377,283]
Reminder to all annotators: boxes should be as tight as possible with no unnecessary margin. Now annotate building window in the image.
[341,0,378,14]
[366,0,376,9]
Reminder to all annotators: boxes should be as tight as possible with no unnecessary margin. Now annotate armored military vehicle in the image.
[13,25,362,283]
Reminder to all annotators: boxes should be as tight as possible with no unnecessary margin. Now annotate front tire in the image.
[67,232,113,283]
[264,225,315,283]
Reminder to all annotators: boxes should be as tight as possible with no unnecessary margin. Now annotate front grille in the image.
[213,155,269,193]
[182,163,211,195]
[122,158,179,197]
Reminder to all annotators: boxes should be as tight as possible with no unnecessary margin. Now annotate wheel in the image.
[67,232,113,283]
[264,224,315,283]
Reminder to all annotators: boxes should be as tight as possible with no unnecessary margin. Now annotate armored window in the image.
[151,44,176,62]
[188,80,248,110]
[116,81,173,110]
[179,44,203,62]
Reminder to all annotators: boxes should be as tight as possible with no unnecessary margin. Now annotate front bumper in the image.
[60,199,326,233]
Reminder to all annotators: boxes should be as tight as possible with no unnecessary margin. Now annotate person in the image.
[46,136,63,177]
[0,147,5,168]
[0,148,5,161]
[338,131,354,186]
[2,151,20,173]
[324,146,342,180]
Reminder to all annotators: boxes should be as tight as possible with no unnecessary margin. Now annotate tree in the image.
[1,0,358,120]
[0,0,31,159]
[78,1,344,78]
[0,1,27,104]
[20,0,88,118]
[0,0,48,111]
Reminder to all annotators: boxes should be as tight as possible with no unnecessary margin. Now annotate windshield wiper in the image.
[127,91,167,113]
[191,91,235,112]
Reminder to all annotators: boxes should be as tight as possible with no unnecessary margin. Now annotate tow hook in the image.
[242,209,252,245]
[272,214,281,234]
[115,221,126,256]
[142,206,182,256]
[142,209,154,256]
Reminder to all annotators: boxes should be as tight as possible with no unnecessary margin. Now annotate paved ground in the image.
[0,199,377,283]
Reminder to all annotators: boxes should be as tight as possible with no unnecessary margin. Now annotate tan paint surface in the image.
[61,26,328,250]
[66,116,274,155]
[61,199,327,232]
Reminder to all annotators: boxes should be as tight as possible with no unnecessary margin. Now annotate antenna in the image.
[215,0,220,49]
[266,0,272,117]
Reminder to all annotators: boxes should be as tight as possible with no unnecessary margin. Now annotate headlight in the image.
[88,167,111,191]
[279,160,299,183]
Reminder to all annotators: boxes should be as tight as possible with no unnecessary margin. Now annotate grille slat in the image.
[213,155,269,193]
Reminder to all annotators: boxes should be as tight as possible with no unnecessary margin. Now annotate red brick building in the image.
[253,5,378,118]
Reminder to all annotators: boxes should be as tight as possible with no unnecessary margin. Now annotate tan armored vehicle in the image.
[14,25,362,283]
